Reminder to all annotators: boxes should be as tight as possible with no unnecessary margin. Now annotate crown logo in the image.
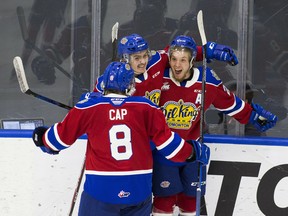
[162,99,199,129]
[145,89,161,105]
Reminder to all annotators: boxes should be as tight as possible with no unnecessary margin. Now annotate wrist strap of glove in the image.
[186,140,197,162]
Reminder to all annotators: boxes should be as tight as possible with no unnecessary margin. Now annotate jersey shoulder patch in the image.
[75,95,102,109]
[198,66,222,86]
[147,51,161,67]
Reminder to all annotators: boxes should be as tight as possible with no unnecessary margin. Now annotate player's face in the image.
[129,50,149,74]
[169,50,192,82]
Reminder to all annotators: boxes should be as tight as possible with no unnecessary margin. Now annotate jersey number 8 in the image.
[109,124,132,160]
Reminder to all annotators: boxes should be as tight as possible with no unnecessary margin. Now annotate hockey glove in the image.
[186,140,210,165]
[205,41,239,66]
[249,103,278,132]
[32,127,59,155]
[31,56,56,85]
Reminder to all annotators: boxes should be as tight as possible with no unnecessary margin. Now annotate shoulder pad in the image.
[148,51,161,67]
[150,50,157,56]
[126,95,159,108]
[75,95,101,109]
[199,66,222,85]
[157,49,166,54]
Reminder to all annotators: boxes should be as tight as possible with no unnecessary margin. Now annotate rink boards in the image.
[204,135,288,216]
[0,130,288,216]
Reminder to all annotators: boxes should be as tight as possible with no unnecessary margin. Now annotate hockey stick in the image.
[68,159,85,216]
[197,12,207,140]
[111,22,119,61]
[69,21,120,216]
[13,56,86,215]
[13,56,72,110]
[16,6,74,81]
[196,10,207,216]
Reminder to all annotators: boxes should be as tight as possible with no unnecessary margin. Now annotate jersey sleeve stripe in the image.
[156,132,186,160]
[215,95,245,116]
[85,169,153,176]
[157,131,175,150]
[227,99,245,116]
[215,95,237,111]
[165,139,185,159]
[44,129,59,151]
[221,96,245,116]
[44,123,70,151]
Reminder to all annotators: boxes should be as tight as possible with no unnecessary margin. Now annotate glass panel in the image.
[0,0,90,126]
[251,0,288,137]
[99,0,287,138]
[100,0,244,136]
[1,0,286,138]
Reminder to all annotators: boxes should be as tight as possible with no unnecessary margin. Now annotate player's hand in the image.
[31,56,56,85]
[33,127,59,155]
[249,103,278,132]
[186,140,210,165]
[205,41,239,66]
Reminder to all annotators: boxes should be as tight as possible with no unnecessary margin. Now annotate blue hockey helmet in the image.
[169,35,197,59]
[118,34,150,61]
[102,61,135,94]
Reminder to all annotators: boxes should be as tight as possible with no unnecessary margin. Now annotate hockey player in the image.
[32,61,210,216]
[91,34,239,215]
[10,0,68,82]
[30,0,108,105]
[94,33,238,106]
[151,35,278,215]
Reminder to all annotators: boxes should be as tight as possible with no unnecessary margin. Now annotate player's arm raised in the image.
[195,42,238,66]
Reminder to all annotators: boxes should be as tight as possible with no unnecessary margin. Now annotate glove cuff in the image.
[33,126,48,147]
[185,140,197,162]
[33,127,60,154]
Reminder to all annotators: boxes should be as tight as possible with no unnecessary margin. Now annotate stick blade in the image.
[197,10,207,45]
[111,22,119,42]
[13,56,29,93]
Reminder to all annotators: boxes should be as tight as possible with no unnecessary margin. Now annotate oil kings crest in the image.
[162,99,199,129]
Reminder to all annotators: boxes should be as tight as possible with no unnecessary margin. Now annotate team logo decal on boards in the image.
[162,99,199,129]
[118,190,130,198]
[145,89,161,105]
[160,181,170,188]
